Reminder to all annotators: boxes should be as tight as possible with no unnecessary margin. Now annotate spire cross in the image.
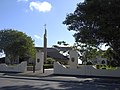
[44,24,46,30]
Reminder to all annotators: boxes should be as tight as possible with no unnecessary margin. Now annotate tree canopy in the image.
[63,0,120,65]
[0,29,36,62]
[57,41,69,46]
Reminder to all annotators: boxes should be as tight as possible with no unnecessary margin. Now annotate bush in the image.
[44,64,53,69]
[110,60,118,67]
[96,65,99,69]
[45,58,55,64]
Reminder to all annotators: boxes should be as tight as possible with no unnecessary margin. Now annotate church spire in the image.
[44,24,47,64]
[44,24,47,36]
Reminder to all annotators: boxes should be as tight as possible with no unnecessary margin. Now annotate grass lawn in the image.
[95,64,117,70]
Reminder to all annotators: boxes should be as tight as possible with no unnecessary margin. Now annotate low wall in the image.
[0,61,27,72]
[54,62,120,77]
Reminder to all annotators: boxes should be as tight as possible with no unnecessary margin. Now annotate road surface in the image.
[0,76,120,90]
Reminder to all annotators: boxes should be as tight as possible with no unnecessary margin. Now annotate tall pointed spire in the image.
[44,24,47,63]
[44,24,47,36]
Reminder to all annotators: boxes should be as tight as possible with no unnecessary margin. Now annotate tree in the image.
[63,0,120,65]
[57,41,69,46]
[0,29,35,64]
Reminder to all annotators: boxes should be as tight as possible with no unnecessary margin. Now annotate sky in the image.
[0,0,84,47]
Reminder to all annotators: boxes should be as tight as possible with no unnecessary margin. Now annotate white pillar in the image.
[69,50,78,69]
[35,50,44,73]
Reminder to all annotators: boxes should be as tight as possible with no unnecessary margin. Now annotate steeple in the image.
[44,24,47,63]
[44,24,47,36]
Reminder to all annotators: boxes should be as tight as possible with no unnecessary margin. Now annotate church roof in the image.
[35,47,69,61]
[52,45,72,52]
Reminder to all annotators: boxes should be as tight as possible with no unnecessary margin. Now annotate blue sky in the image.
[0,0,84,47]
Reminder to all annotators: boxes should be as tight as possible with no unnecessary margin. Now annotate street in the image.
[0,76,120,90]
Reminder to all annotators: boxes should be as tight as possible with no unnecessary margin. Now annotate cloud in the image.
[17,0,28,2]
[29,1,52,12]
[34,35,43,40]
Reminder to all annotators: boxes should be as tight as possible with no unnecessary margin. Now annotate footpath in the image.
[0,69,120,85]
[0,69,92,83]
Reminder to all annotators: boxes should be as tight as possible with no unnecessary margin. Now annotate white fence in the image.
[0,61,27,72]
[54,62,120,77]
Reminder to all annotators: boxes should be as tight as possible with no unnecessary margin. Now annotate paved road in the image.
[0,76,120,90]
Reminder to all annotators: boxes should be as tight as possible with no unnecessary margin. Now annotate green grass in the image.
[95,64,117,70]
[44,64,53,69]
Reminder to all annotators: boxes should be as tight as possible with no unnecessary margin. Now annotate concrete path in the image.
[0,68,53,77]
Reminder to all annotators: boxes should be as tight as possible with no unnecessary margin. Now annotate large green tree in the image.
[0,29,35,64]
[63,0,120,65]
